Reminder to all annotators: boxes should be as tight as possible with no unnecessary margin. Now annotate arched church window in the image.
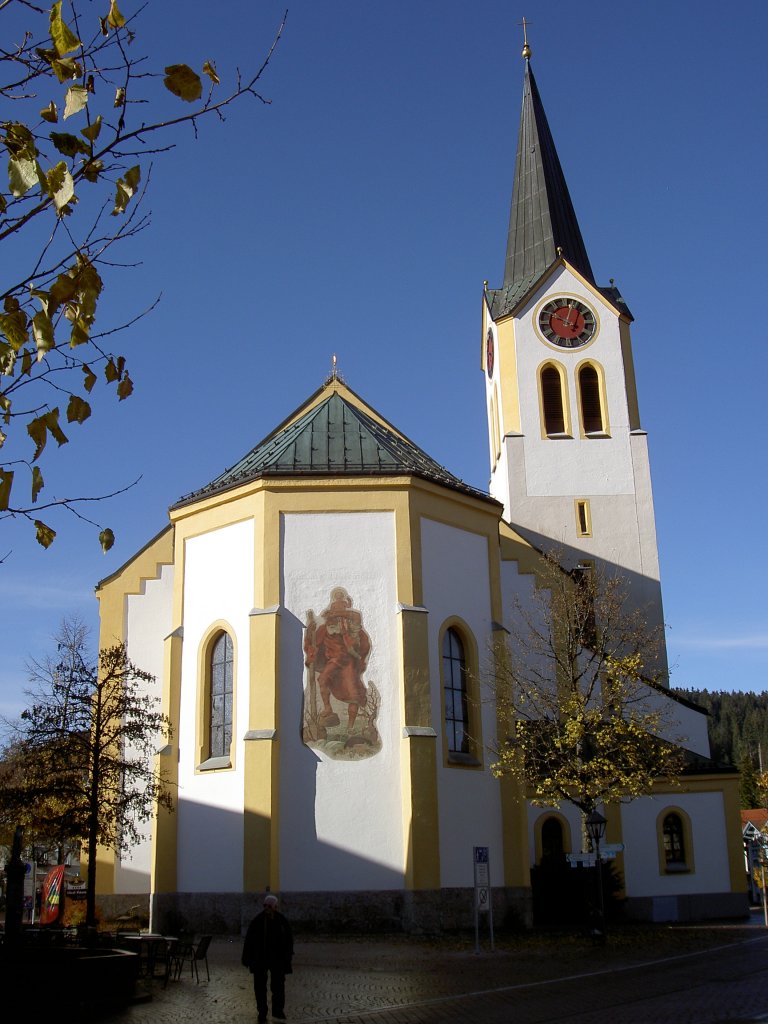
[443,627,469,756]
[540,364,566,435]
[578,363,606,434]
[663,812,686,867]
[209,631,234,759]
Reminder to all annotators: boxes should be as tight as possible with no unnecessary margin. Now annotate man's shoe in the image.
[273,1014,287,1021]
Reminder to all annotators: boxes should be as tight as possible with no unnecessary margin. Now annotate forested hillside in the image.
[674,689,768,807]
[675,689,768,766]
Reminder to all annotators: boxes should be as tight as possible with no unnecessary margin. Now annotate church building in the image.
[95,43,747,932]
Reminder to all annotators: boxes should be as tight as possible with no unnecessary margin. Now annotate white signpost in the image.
[473,846,495,952]
[567,843,624,868]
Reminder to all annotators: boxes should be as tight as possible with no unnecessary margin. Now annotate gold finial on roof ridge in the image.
[520,16,531,60]
[325,352,345,387]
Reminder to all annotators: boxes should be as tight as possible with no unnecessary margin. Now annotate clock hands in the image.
[551,311,578,330]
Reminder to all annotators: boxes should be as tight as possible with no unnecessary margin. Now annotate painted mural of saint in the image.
[302,587,381,760]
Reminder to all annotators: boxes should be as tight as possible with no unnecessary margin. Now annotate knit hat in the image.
[264,894,278,906]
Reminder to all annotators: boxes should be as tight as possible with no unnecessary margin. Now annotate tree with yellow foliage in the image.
[488,551,685,818]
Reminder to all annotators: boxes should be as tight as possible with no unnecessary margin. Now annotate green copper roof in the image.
[173,387,494,509]
[488,60,594,320]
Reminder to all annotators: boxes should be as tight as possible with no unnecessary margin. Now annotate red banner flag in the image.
[39,864,66,925]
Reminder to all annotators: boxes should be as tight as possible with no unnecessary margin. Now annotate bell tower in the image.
[482,38,668,677]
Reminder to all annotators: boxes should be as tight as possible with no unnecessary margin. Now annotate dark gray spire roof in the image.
[488,61,595,320]
[172,384,495,509]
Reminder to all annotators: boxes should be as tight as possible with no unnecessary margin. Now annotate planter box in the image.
[0,945,139,1010]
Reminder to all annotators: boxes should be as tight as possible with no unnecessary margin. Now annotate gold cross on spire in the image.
[519,16,532,60]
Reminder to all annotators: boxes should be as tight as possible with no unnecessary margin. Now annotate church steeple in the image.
[492,57,594,320]
[481,32,665,679]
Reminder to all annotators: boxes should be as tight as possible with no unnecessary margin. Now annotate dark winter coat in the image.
[242,909,294,974]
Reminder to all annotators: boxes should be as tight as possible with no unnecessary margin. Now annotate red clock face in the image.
[538,298,596,348]
[486,328,494,378]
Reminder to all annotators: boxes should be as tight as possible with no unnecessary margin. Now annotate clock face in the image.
[538,298,597,348]
[486,328,494,378]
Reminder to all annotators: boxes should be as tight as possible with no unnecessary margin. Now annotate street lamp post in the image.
[586,809,607,937]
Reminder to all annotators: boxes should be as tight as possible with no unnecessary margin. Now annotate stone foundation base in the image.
[99,887,747,933]
[150,886,533,936]
[622,891,749,923]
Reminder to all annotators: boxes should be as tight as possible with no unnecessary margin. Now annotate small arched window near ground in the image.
[442,627,470,756]
[540,364,567,435]
[209,631,234,759]
[541,817,565,860]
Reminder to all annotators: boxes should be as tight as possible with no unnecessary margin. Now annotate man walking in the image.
[242,893,294,1022]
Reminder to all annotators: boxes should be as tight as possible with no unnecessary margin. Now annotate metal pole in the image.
[595,837,604,922]
[762,860,767,928]
[488,887,495,952]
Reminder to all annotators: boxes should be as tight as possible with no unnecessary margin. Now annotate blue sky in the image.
[1,0,766,718]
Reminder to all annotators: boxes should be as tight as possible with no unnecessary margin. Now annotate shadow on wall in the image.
[152,795,412,936]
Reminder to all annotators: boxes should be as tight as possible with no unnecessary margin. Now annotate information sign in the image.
[472,846,494,952]
[473,846,489,888]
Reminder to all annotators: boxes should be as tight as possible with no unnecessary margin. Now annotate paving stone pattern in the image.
[103,921,768,1024]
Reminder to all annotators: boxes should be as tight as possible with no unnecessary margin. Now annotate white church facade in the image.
[95,48,747,932]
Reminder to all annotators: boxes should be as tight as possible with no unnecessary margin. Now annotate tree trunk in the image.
[85,684,103,929]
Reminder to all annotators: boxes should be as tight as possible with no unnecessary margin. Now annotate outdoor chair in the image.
[157,936,179,987]
[171,933,211,983]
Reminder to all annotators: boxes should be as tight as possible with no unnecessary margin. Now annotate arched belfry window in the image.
[578,363,607,434]
[540,364,567,436]
[443,628,469,756]
[209,631,233,759]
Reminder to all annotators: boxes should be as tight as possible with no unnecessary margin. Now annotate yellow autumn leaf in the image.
[164,64,202,102]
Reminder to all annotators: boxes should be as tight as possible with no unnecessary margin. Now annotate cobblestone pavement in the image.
[101,918,768,1024]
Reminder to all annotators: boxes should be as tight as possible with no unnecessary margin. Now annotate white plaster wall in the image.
[621,792,731,896]
[638,683,710,758]
[500,558,539,627]
[176,519,254,892]
[421,518,505,887]
[116,562,174,893]
[279,511,403,891]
